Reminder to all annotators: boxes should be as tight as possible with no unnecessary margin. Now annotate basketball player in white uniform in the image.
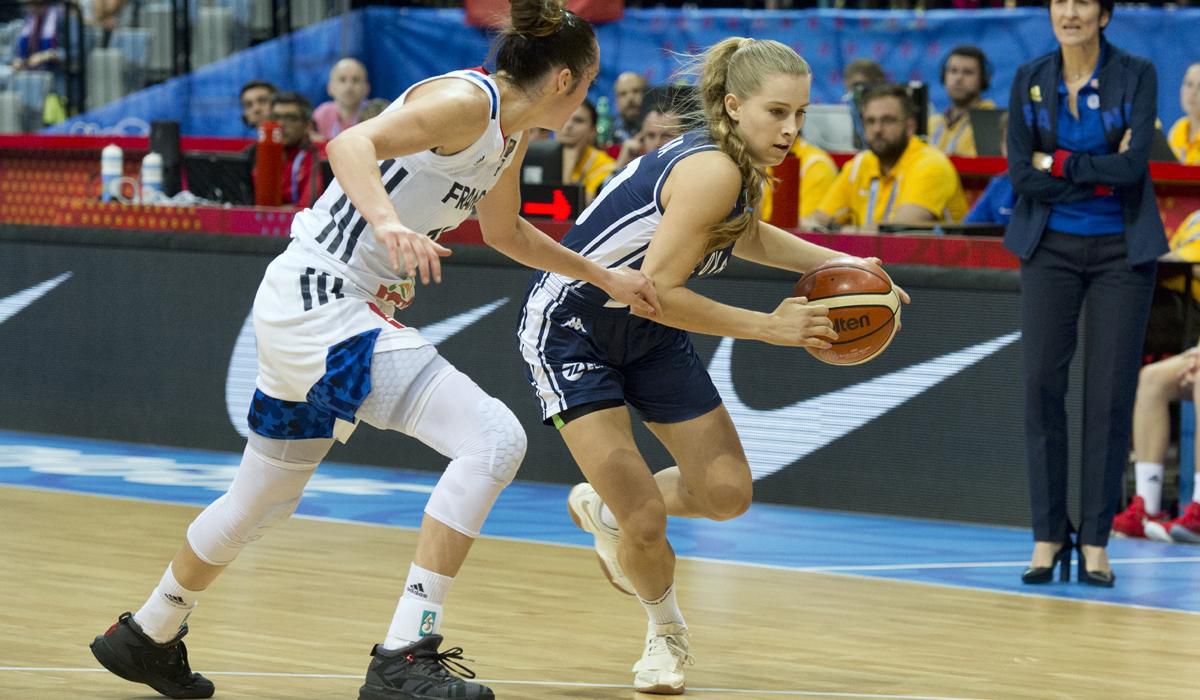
[518,39,908,694]
[88,3,658,699]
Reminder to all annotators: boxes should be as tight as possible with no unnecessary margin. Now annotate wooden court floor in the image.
[2,486,1199,700]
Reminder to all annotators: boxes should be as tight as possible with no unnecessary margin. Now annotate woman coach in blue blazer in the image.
[1006,0,1167,588]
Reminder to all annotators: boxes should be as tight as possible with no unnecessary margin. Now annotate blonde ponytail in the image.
[683,38,810,253]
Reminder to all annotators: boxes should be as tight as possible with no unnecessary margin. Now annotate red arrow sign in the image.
[522,188,572,220]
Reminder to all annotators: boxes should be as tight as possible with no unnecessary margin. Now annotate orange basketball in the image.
[793,256,900,366]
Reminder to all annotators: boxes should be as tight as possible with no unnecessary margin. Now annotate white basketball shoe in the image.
[567,482,634,595]
[632,622,694,695]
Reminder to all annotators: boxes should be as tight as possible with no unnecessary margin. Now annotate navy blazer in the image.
[1004,39,1167,267]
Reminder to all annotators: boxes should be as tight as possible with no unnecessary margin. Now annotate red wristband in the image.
[1051,149,1072,178]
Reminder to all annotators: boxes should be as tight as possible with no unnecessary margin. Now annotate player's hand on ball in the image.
[861,256,909,331]
[862,257,911,304]
[765,297,837,348]
[376,220,452,284]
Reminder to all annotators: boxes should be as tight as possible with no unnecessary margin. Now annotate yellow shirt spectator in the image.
[569,144,616,203]
[1163,209,1200,301]
[760,139,837,223]
[1168,117,1200,165]
[816,136,968,228]
[928,99,996,157]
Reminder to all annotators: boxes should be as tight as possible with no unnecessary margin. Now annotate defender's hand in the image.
[604,268,661,318]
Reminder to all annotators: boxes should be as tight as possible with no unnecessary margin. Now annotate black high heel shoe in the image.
[1077,546,1115,588]
[1021,540,1073,584]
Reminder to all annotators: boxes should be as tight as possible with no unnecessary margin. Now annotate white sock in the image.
[134,564,201,644]
[599,503,619,531]
[382,564,454,649]
[1135,462,1165,515]
[639,583,686,631]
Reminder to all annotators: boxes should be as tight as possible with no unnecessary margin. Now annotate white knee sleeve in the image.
[423,389,528,538]
[186,434,329,565]
[362,353,527,538]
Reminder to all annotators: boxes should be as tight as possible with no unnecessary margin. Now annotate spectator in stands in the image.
[612,105,684,170]
[812,84,966,231]
[612,71,647,144]
[1168,62,1200,164]
[558,99,616,204]
[929,45,996,157]
[359,97,390,122]
[843,59,886,151]
[313,58,371,141]
[252,92,323,208]
[760,137,837,227]
[843,58,886,94]
[240,80,277,133]
[9,2,62,73]
[965,113,1014,225]
[1007,0,1163,588]
[8,1,72,124]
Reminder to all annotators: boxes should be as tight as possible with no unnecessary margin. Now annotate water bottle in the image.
[141,151,163,199]
[100,144,123,202]
[596,96,613,147]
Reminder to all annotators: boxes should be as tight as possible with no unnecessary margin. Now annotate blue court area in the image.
[4,429,1200,614]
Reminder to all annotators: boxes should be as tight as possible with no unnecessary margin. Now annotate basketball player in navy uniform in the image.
[88,2,659,699]
[518,38,908,694]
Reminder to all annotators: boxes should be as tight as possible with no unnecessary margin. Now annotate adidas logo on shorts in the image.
[562,316,587,334]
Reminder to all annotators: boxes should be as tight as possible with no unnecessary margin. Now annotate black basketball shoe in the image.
[358,635,494,700]
[90,612,215,699]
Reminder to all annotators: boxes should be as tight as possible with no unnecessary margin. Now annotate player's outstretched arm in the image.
[475,137,660,318]
[640,152,835,348]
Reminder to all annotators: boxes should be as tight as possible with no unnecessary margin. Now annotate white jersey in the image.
[251,69,521,417]
[291,69,524,295]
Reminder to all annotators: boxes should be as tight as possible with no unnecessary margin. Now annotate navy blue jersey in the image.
[537,130,745,309]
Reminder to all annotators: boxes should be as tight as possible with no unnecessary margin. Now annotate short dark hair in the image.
[861,84,915,121]
[942,45,990,92]
[271,91,312,120]
[844,58,886,88]
[239,80,277,99]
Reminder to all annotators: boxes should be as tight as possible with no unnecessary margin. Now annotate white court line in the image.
[7,483,1200,618]
[0,667,988,699]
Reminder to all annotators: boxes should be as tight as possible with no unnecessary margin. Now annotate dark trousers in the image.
[1020,231,1157,547]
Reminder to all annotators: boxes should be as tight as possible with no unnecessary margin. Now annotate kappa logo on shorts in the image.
[561,361,604,382]
[562,316,587,334]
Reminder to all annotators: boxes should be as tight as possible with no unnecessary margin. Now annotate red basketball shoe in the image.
[1111,496,1168,539]
[1145,501,1200,544]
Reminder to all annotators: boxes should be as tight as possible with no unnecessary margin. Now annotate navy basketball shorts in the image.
[518,281,722,426]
